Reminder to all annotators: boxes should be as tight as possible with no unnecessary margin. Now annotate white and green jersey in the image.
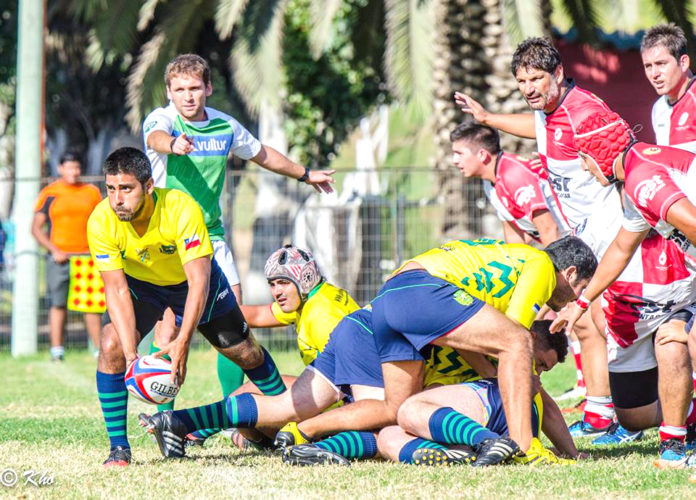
[143,102,262,240]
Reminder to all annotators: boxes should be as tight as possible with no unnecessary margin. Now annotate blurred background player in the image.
[31,151,102,361]
[142,53,335,418]
[455,37,628,440]
[89,147,287,467]
[641,24,696,153]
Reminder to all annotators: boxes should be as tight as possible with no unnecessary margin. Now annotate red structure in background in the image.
[557,39,656,142]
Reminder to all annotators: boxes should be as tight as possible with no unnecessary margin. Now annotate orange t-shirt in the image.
[34,180,102,253]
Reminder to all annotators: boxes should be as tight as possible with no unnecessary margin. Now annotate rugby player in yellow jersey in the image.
[293,237,596,466]
[90,148,287,467]
[172,244,360,449]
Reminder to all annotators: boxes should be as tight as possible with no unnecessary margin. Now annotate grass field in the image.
[1,348,694,499]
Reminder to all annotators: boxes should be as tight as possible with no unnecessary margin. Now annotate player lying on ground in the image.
[285,320,573,467]
[553,109,696,466]
[88,147,287,467]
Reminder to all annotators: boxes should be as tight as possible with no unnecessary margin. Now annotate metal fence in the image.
[0,167,501,353]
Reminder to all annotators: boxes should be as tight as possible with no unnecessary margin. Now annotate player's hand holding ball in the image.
[124,355,180,405]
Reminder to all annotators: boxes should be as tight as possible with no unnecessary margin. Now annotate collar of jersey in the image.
[306,280,326,300]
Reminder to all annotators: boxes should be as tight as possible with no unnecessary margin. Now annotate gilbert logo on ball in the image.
[125,355,180,405]
[67,256,106,313]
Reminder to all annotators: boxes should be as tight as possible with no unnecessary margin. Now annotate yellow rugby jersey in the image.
[397,239,556,328]
[271,281,360,365]
[87,188,213,286]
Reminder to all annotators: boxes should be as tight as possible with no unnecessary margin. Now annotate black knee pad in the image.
[609,367,658,409]
[198,306,250,348]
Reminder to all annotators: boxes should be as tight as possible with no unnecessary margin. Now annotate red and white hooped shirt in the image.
[483,152,570,242]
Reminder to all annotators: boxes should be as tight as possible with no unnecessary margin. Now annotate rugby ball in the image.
[124,355,179,405]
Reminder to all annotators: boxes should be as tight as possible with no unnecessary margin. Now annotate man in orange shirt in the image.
[32,151,103,361]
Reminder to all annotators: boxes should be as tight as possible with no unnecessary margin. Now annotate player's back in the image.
[401,239,556,328]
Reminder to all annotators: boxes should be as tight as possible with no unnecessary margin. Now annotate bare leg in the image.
[84,313,102,353]
[49,306,67,350]
[574,301,610,400]
[655,327,692,428]
[430,304,534,451]
[377,425,420,462]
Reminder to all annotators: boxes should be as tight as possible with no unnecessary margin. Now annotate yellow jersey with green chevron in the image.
[271,281,360,365]
[396,238,556,328]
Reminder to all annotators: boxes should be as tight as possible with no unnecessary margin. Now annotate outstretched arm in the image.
[251,145,335,194]
[454,92,536,139]
[240,304,284,328]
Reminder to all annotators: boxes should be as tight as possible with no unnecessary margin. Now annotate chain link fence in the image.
[0,167,501,353]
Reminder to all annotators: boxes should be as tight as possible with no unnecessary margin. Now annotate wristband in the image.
[297,166,310,183]
[170,137,177,153]
[576,294,591,310]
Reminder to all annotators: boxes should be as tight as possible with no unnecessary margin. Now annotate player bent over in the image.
[287,320,571,467]
[556,110,696,466]
[89,148,286,466]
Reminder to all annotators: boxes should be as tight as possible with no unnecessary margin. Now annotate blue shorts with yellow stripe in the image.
[371,270,485,363]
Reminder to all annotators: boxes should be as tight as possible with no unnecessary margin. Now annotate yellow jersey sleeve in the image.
[504,249,556,328]
[270,302,297,326]
[87,200,124,273]
[170,191,214,265]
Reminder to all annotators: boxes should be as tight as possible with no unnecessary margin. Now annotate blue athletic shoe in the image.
[568,419,610,438]
[591,422,643,446]
[654,438,687,469]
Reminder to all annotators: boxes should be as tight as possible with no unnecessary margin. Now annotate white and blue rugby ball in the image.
[124,355,179,405]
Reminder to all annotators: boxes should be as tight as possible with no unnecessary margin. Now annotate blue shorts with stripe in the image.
[104,259,237,334]
[311,308,384,392]
[371,270,485,363]
[466,379,539,437]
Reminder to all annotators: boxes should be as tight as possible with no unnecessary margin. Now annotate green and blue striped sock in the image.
[244,347,286,395]
[172,399,231,435]
[314,431,378,460]
[96,371,129,449]
[428,407,498,446]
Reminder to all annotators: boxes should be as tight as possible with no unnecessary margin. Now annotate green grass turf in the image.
[0,348,694,499]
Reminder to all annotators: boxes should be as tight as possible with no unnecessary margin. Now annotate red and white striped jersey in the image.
[603,232,696,347]
[651,78,696,153]
[622,142,696,259]
[533,81,623,235]
[483,152,570,242]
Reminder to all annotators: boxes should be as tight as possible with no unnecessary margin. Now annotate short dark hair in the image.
[450,121,501,155]
[59,150,81,164]
[165,54,211,87]
[641,24,688,61]
[531,320,568,363]
[543,236,597,282]
[103,147,152,185]
[511,37,562,76]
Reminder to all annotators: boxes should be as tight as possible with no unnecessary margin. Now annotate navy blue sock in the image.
[428,407,499,446]
[398,438,447,464]
[314,432,378,459]
[96,371,129,450]
[225,393,258,428]
[172,399,231,435]
[244,347,286,395]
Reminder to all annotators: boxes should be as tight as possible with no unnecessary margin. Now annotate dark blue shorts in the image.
[103,259,237,334]
[371,270,485,363]
[466,379,539,438]
[311,308,384,392]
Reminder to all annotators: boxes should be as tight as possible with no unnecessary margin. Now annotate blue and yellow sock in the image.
[171,393,258,434]
[149,342,174,412]
[314,432,378,460]
[243,347,286,395]
[398,438,447,464]
[96,371,129,450]
[428,407,498,446]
